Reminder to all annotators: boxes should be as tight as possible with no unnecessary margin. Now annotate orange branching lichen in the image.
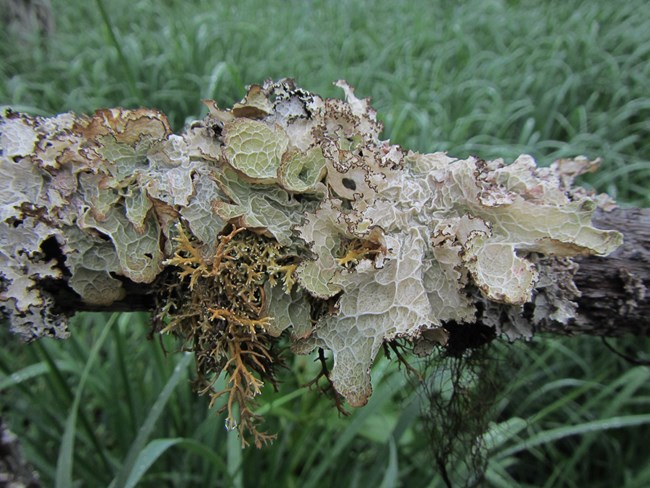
[209,327,277,448]
[336,237,385,268]
[164,225,208,290]
[208,308,272,335]
[267,263,297,293]
[159,224,292,446]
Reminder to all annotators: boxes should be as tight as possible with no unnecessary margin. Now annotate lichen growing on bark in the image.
[0,79,622,444]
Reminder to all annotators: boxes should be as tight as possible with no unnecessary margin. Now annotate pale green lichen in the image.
[0,107,172,338]
[0,80,622,420]
[278,146,327,193]
[223,118,289,183]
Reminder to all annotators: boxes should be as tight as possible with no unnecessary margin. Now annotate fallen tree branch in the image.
[30,207,650,337]
[2,79,645,444]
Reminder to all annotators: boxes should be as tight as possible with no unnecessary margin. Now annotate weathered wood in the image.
[569,207,649,336]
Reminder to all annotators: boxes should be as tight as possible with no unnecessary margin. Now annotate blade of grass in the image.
[253,386,309,416]
[301,361,406,488]
[56,312,119,488]
[484,458,521,488]
[94,0,140,100]
[497,414,650,459]
[378,437,399,488]
[365,385,422,486]
[110,352,192,488]
[123,437,232,488]
[542,367,650,488]
[111,320,138,437]
[0,361,77,390]
[227,420,244,488]
[37,336,113,479]
[481,417,528,452]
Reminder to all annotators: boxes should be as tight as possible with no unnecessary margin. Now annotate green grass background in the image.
[1,0,649,486]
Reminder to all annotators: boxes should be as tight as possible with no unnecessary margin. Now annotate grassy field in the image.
[1,0,650,486]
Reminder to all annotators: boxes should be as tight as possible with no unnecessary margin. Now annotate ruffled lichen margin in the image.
[0,80,622,446]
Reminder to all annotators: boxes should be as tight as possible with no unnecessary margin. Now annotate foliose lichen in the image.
[0,80,622,444]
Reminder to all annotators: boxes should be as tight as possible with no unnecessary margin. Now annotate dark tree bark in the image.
[569,207,650,336]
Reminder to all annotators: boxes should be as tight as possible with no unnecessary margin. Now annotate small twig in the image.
[601,337,650,366]
[304,348,350,416]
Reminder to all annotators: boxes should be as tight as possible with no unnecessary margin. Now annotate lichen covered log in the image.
[0,80,623,444]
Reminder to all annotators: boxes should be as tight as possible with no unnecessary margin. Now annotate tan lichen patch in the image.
[232,84,274,119]
[74,108,172,145]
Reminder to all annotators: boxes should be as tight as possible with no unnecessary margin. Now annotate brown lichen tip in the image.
[1,80,622,433]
